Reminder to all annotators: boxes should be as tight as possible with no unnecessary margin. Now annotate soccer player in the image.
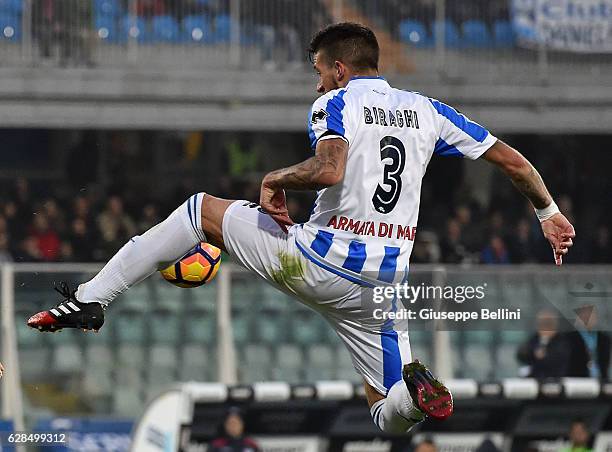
[28,23,575,433]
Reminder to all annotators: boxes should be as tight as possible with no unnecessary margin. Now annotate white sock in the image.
[370,380,425,434]
[76,193,207,306]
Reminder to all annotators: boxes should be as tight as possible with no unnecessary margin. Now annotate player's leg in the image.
[320,312,452,433]
[27,193,233,331]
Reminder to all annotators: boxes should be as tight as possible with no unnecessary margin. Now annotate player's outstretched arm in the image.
[482,140,575,265]
[260,138,348,231]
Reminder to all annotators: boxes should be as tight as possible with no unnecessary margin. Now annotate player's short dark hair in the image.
[308,22,379,71]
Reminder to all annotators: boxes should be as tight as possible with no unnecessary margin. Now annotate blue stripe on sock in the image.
[342,241,367,273]
[186,195,199,238]
[372,403,384,426]
[378,246,401,282]
[310,230,334,258]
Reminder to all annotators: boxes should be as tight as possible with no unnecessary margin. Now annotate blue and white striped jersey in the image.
[294,76,497,286]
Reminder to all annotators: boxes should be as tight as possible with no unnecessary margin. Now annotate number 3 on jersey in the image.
[372,136,406,214]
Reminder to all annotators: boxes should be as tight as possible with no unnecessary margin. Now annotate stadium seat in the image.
[275,344,303,370]
[152,15,180,43]
[121,15,148,43]
[117,344,147,369]
[306,344,334,370]
[187,286,217,309]
[335,345,355,377]
[290,310,324,345]
[305,366,334,382]
[85,344,113,368]
[179,344,211,381]
[20,348,50,377]
[244,344,272,366]
[398,20,431,48]
[95,16,118,42]
[464,344,493,380]
[232,308,251,346]
[434,20,461,48]
[150,308,181,344]
[213,14,231,43]
[255,310,285,343]
[120,280,154,311]
[241,344,272,381]
[462,20,490,48]
[52,344,82,373]
[112,387,144,416]
[493,20,514,47]
[113,308,147,343]
[150,344,178,369]
[153,281,186,311]
[183,15,212,44]
[94,0,121,18]
[273,367,302,383]
[495,331,528,378]
[83,368,113,397]
[115,367,142,387]
[0,14,20,41]
[0,0,22,14]
[260,284,291,311]
[184,307,216,345]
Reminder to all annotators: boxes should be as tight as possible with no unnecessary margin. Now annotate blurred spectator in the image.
[517,309,578,378]
[480,235,509,264]
[572,309,610,380]
[96,196,136,259]
[138,203,161,232]
[43,198,67,236]
[508,218,537,263]
[562,419,593,452]
[242,0,301,71]
[454,204,483,252]
[209,408,260,452]
[411,231,440,263]
[414,439,437,452]
[70,218,95,261]
[0,233,13,263]
[591,226,612,263]
[32,0,57,59]
[440,218,469,263]
[30,214,61,261]
[137,0,165,18]
[19,236,44,262]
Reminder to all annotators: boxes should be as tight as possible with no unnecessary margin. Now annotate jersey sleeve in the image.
[307,89,351,151]
[429,98,497,160]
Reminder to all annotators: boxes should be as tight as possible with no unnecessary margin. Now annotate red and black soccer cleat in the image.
[27,282,105,332]
[403,360,453,420]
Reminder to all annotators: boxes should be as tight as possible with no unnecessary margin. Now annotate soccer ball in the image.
[160,242,221,288]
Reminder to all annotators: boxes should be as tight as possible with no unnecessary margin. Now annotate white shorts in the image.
[222,201,412,395]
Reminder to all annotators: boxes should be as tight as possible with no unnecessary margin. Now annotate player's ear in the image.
[334,61,346,82]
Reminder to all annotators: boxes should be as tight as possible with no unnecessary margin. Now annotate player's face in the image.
[313,52,341,94]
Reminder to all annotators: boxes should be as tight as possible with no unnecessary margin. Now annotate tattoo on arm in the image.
[509,162,552,209]
[266,140,347,191]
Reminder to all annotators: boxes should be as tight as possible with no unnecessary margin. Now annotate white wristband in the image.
[535,201,560,222]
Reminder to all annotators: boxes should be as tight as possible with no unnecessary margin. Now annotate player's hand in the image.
[260,175,294,233]
[540,213,575,266]
[0,362,4,379]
